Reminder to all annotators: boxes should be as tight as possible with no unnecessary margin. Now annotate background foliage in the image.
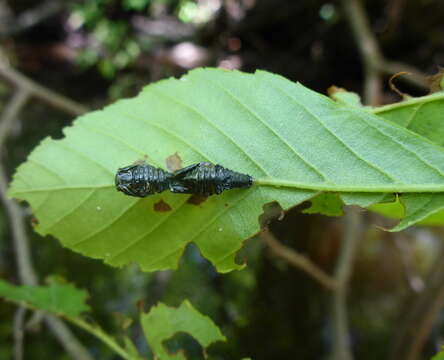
[1,0,444,359]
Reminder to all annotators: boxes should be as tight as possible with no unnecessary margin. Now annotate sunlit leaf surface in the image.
[9,69,444,272]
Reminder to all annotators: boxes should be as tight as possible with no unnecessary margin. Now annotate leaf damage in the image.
[303,193,344,217]
[187,194,208,206]
[8,68,444,274]
[141,300,226,360]
[166,152,183,172]
[154,199,172,212]
[258,201,285,228]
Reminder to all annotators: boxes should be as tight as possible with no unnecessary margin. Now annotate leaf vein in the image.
[52,141,115,176]
[404,103,423,128]
[122,112,214,164]
[106,197,190,263]
[149,87,270,177]
[71,198,141,247]
[200,76,330,182]
[28,159,66,184]
[267,82,400,183]
[45,189,97,232]
[354,110,444,178]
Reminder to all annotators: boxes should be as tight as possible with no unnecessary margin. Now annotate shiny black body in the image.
[169,162,253,195]
[115,163,171,197]
[115,161,253,198]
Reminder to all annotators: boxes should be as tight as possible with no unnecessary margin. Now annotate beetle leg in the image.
[169,180,193,194]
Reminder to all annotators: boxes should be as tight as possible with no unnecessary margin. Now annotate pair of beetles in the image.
[115,161,253,198]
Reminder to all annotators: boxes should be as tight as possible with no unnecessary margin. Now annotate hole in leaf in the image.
[163,331,205,359]
[258,201,285,229]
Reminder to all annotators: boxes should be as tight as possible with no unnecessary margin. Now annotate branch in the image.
[389,241,444,360]
[0,164,94,360]
[0,0,63,36]
[331,207,362,360]
[0,60,88,116]
[341,0,428,105]
[0,94,36,286]
[261,228,337,291]
[0,75,93,360]
[341,0,383,105]
[0,89,29,153]
[382,61,429,90]
[13,307,26,360]
[394,234,424,293]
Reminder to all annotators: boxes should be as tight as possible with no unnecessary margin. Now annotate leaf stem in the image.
[255,179,444,193]
[65,316,136,360]
[370,92,444,115]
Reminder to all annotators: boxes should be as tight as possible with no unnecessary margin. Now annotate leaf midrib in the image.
[12,179,444,196]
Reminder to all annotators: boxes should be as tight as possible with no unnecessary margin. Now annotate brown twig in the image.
[0,89,30,151]
[393,234,424,293]
[13,307,26,360]
[0,165,94,360]
[331,207,362,360]
[382,61,429,89]
[0,0,63,36]
[341,0,383,105]
[341,0,428,105]
[0,63,93,360]
[261,228,337,291]
[0,121,37,290]
[0,60,88,116]
[389,240,444,360]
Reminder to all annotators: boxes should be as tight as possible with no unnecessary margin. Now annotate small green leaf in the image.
[373,92,444,146]
[141,300,226,360]
[303,193,344,216]
[390,193,444,231]
[0,277,89,317]
[431,349,444,360]
[369,91,444,227]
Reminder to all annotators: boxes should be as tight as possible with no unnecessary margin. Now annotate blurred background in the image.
[1,0,444,359]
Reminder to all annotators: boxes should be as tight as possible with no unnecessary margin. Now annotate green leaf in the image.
[431,350,444,360]
[303,193,344,216]
[9,68,444,272]
[373,92,444,146]
[389,193,444,231]
[141,300,226,360]
[0,277,89,317]
[367,91,444,227]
